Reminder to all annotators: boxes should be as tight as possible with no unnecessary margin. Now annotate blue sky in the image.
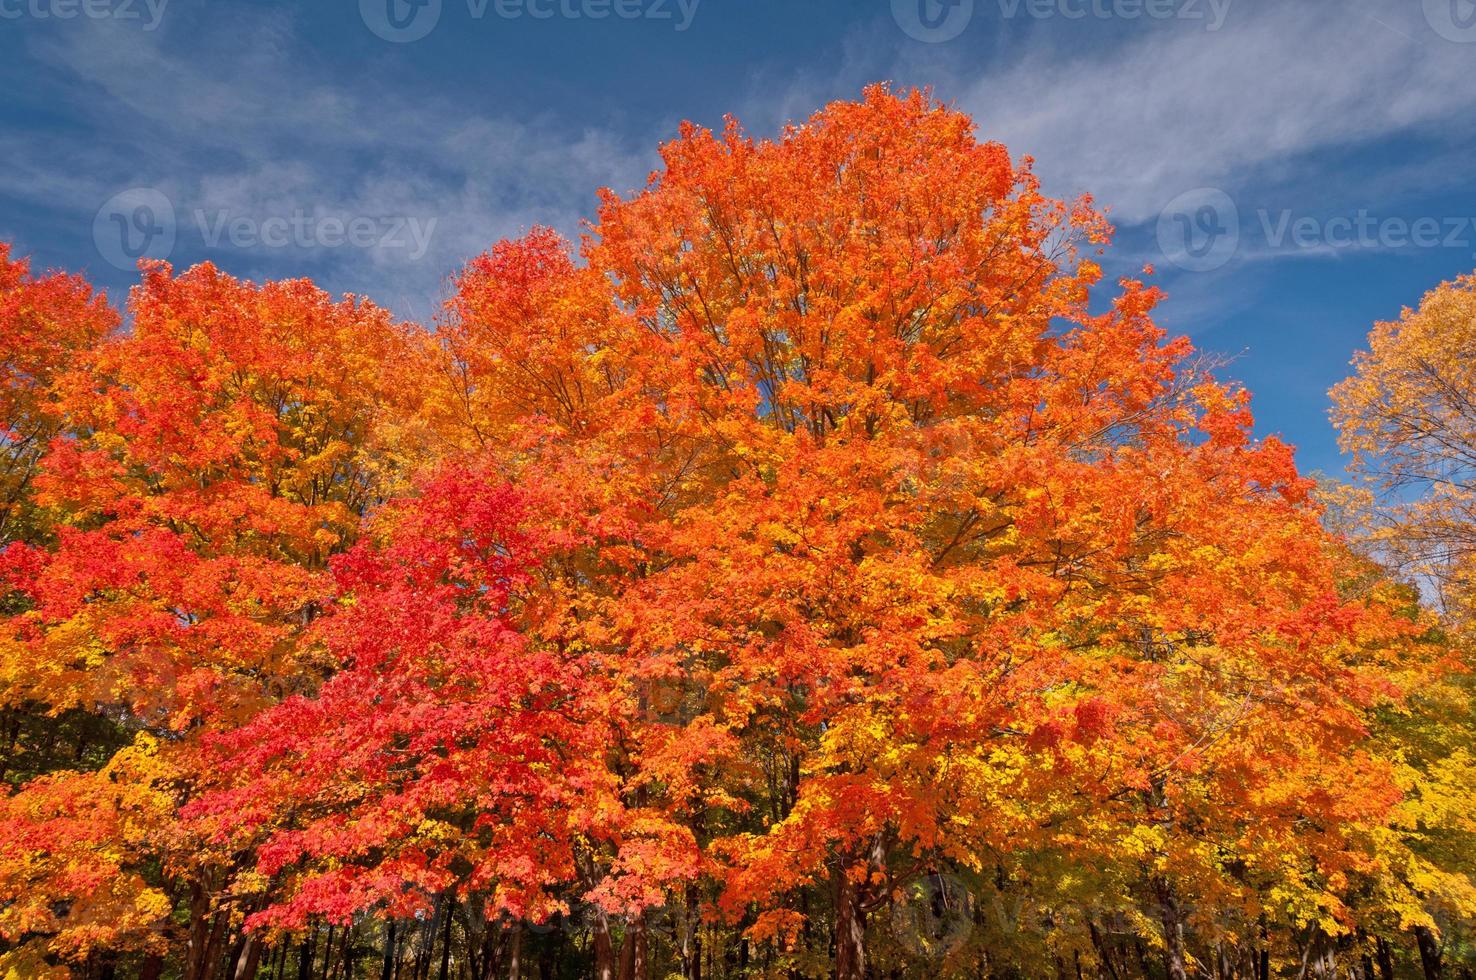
[2,0,1475,475]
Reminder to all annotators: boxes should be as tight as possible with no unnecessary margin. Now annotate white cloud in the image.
[10,8,660,319]
[946,1,1476,224]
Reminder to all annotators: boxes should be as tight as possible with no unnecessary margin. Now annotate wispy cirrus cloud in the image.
[3,5,659,319]
[945,0,1476,225]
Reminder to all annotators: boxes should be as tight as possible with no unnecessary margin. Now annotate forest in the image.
[0,87,1473,979]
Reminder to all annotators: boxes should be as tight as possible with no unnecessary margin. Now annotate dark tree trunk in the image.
[339,926,356,980]
[617,915,648,980]
[382,921,399,980]
[415,904,439,980]
[507,923,523,980]
[1152,877,1189,980]
[297,928,317,980]
[683,884,703,980]
[1416,925,1444,980]
[235,933,264,980]
[593,911,617,980]
[438,903,455,980]
[1089,922,1122,980]
[1376,937,1396,980]
[321,926,337,980]
[184,880,229,980]
[834,868,866,980]
[475,916,507,980]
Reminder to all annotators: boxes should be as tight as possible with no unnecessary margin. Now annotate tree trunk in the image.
[834,868,867,980]
[321,926,338,980]
[684,887,703,980]
[234,933,264,980]
[416,903,441,980]
[1152,877,1189,980]
[297,928,317,980]
[184,880,226,980]
[1376,937,1396,980]
[507,923,523,980]
[382,921,399,980]
[340,926,357,980]
[1416,925,1444,980]
[593,911,617,980]
[475,916,507,980]
[438,903,455,980]
[1088,922,1122,980]
[617,915,648,980]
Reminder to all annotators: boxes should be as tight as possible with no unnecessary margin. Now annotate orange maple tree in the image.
[0,243,117,546]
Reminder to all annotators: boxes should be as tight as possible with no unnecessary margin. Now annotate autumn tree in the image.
[1332,272,1476,626]
[560,87,1426,980]
[0,242,117,546]
[384,86,1433,979]
[0,261,417,976]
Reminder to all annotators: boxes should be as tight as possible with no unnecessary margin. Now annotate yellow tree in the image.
[1332,272,1476,625]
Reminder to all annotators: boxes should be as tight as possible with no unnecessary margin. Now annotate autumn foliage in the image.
[0,88,1472,980]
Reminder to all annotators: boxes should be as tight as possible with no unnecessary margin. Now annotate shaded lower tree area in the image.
[38,880,1476,980]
